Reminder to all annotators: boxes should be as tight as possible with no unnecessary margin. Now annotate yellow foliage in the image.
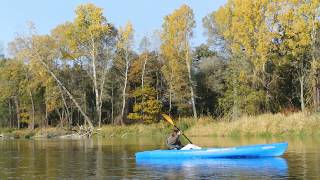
[214,0,272,72]
[128,87,162,123]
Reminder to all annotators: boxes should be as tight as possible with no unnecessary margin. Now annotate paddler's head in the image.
[172,127,179,136]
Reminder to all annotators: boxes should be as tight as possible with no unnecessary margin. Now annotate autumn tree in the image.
[0,59,26,128]
[161,4,197,117]
[272,0,320,111]
[128,47,164,122]
[205,0,320,114]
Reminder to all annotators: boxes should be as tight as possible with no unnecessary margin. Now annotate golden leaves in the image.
[52,3,114,60]
[117,21,134,50]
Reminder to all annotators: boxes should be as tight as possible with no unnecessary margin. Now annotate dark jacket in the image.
[166,133,182,150]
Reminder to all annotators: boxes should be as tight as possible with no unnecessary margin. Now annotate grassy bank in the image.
[97,118,197,138]
[1,112,319,139]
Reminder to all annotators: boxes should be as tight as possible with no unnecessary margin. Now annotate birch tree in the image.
[52,4,117,127]
[139,36,151,90]
[115,22,134,124]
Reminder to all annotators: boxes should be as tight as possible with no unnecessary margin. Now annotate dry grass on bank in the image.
[187,112,320,137]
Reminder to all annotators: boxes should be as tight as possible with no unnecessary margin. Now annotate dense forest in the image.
[0,0,320,131]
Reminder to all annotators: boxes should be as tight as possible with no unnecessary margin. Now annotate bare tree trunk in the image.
[120,51,130,125]
[232,77,239,120]
[84,94,87,127]
[77,110,80,126]
[169,69,173,113]
[98,69,107,128]
[120,61,129,124]
[57,85,71,127]
[90,36,101,128]
[14,96,20,129]
[8,99,12,128]
[38,59,94,129]
[29,90,35,130]
[189,83,197,118]
[69,107,73,126]
[156,71,159,100]
[141,53,148,119]
[111,81,114,125]
[311,11,319,111]
[141,54,148,89]
[169,84,172,113]
[299,76,305,111]
[56,109,63,128]
[317,87,320,109]
[311,58,318,111]
[45,102,48,128]
[184,42,197,118]
[61,110,65,128]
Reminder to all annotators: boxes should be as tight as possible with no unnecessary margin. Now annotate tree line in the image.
[0,0,320,129]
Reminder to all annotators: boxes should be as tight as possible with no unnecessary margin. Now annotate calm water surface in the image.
[0,136,319,179]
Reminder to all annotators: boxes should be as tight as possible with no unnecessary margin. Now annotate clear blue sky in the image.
[0,0,226,54]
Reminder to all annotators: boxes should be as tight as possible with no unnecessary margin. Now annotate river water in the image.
[0,136,319,179]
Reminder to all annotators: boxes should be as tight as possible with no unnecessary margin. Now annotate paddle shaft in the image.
[173,125,193,144]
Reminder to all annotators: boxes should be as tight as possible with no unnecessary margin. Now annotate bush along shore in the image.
[1,112,319,139]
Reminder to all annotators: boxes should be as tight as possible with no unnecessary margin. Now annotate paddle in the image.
[162,114,193,144]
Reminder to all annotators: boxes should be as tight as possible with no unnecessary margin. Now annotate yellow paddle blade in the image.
[162,114,175,126]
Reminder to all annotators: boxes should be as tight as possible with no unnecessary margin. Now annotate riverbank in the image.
[0,127,70,139]
[98,112,320,138]
[1,112,319,139]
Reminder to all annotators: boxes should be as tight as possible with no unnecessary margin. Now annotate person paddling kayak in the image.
[166,128,183,150]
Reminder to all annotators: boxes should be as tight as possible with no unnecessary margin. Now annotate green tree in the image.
[193,45,226,116]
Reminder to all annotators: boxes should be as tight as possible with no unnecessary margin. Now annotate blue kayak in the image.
[135,142,288,159]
